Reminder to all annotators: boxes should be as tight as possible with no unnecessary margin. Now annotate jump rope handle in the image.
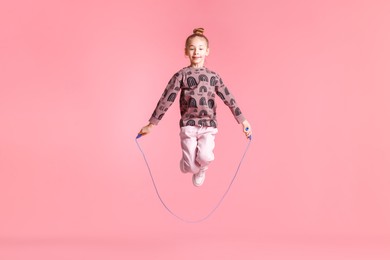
[136,133,143,139]
[246,127,252,140]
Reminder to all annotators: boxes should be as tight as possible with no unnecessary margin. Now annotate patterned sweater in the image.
[149,66,246,128]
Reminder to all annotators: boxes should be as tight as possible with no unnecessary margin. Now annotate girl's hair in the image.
[185,28,209,48]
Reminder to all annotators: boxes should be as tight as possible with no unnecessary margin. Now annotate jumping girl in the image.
[138,28,252,187]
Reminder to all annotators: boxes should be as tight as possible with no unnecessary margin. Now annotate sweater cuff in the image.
[149,117,160,126]
[236,114,246,124]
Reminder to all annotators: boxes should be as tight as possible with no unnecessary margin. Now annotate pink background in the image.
[1,0,390,259]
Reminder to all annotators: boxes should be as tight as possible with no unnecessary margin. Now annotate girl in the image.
[138,28,252,187]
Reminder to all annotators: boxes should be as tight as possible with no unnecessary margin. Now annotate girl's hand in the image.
[138,123,154,137]
[242,120,252,139]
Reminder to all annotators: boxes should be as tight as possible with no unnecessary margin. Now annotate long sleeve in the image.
[215,75,246,124]
[149,72,182,125]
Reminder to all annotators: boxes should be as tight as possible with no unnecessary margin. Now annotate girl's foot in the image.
[192,169,206,187]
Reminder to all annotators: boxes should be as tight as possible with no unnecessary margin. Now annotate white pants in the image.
[180,126,218,174]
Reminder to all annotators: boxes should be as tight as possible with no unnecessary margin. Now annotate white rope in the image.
[135,134,252,223]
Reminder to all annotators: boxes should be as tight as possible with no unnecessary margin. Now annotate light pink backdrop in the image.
[1,0,390,259]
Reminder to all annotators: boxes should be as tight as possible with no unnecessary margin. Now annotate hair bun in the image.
[193,28,205,35]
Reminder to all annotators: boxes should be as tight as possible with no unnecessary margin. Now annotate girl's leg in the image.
[180,126,200,174]
[196,127,218,171]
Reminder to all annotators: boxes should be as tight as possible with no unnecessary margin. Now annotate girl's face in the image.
[185,37,209,68]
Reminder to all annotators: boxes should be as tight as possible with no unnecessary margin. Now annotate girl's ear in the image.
[206,48,210,56]
[184,48,188,57]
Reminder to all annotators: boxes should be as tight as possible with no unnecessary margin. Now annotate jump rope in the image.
[135,128,252,223]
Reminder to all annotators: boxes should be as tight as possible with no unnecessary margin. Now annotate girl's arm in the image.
[138,71,182,137]
[215,75,252,139]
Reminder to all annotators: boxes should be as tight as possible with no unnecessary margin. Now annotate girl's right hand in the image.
[138,123,154,136]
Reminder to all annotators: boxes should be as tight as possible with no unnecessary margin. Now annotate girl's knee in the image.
[197,150,214,164]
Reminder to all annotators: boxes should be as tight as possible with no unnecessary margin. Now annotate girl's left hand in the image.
[242,120,252,139]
